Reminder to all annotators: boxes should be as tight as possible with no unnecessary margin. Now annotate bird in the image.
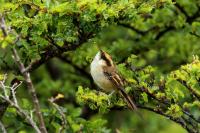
[90,50,137,110]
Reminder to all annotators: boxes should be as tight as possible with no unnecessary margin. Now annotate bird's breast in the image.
[90,61,115,92]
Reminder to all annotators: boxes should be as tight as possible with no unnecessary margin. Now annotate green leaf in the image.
[192,22,200,36]
[141,92,148,103]
[21,98,32,109]
[166,104,183,118]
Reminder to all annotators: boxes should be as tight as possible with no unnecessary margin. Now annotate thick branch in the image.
[12,48,47,133]
[24,33,94,73]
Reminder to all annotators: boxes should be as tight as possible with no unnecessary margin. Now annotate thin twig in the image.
[10,82,22,105]
[0,120,7,133]
[0,14,8,37]
[140,85,200,124]
[0,76,41,133]
[177,79,200,100]
[0,96,41,133]
[0,74,9,99]
[49,97,68,133]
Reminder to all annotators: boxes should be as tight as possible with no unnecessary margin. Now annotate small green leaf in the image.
[141,92,148,103]
[166,104,183,118]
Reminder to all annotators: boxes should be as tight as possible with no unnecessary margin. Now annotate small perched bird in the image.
[90,50,137,110]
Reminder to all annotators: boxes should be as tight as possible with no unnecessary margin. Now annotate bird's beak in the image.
[100,49,104,53]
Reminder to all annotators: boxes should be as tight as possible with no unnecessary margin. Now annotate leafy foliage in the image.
[0,0,200,133]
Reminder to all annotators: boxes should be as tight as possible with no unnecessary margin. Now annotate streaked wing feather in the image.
[103,66,137,110]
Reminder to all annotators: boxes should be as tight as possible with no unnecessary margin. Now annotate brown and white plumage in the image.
[90,50,137,110]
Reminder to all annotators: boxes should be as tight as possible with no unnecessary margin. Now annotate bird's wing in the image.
[103,66,137,110]
[103,66,124,87]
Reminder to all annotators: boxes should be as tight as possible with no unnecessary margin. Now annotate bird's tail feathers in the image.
[118,87,137,111]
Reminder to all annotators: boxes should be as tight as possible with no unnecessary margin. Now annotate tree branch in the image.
[0,14,7,37]
[0,120,7,133]
[49,97,70,133]
[12,48,47,133]
[118,23,158,36]
[24,33,94,73]
[136,105,194,133]
[155,26,175,40]
[174,1,200,24]
[0,75,41,133]
[140,86,200,126]
[177,79,200,100]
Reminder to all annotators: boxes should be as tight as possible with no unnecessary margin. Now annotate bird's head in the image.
[93,50,114,67]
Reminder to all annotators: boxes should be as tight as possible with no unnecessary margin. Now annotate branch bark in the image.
[12,48,47,133]
[0,120,7,133]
